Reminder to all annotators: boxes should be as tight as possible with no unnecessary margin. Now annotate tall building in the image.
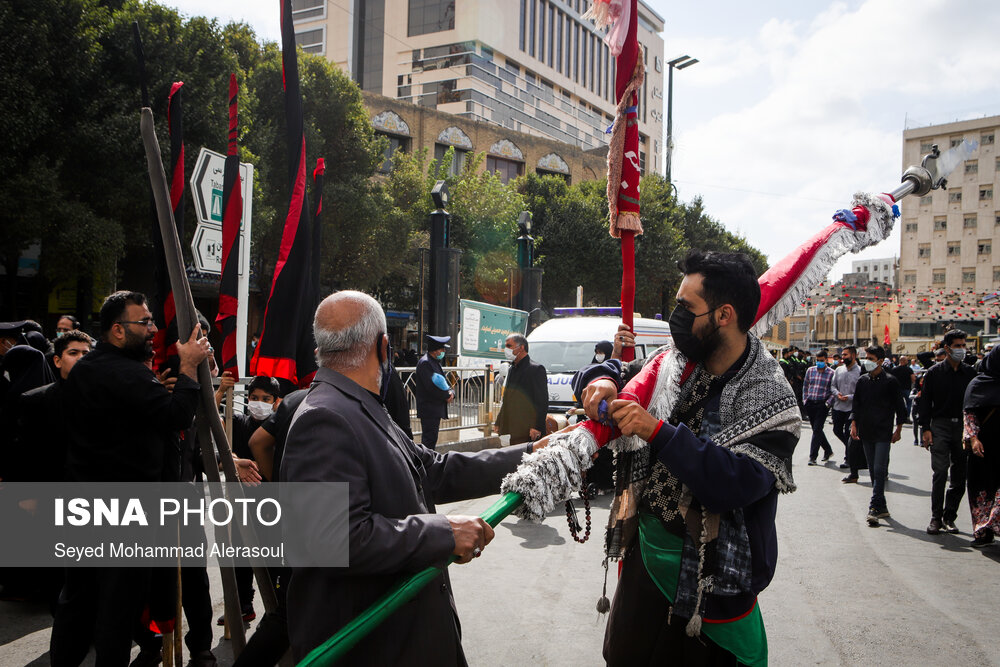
[898,115,999,342]
[850,257,897,288]
[292,0,665,180]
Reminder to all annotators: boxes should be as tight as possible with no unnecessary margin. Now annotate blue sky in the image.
[165,0,1000,279]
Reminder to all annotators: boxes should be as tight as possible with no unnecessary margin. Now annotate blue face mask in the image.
[435,350,445,361]
[816,361,826,369]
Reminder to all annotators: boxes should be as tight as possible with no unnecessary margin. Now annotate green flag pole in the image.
[297,491,525,666]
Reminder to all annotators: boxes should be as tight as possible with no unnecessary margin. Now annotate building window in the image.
[948,189,962,204]
[995,267,1000,283]
[950,136,962,148]
[556,8,563,73]
[964,214,978,228]
[292,0,325,21]
[962,269,976,283]
[548,4,555,67]
[919,194,932,206]
[529,0,536,57]
[434,143,468,176]
[408,0,455,37]
[904,222,918,232]
[979,241,992,255]
[983,132,995,146]
[965,160,978,175]
[487,156,524,183]
[904,272,916,285]
[919,141,933,153]
[932,271,945,284]
[996,156,1000,171]
[377,133,409,173]
[933,217,947,231]
[947,242,961,256]
[519,0,526,51]
[862,265,868,272]
[980,186,994,201]
[357,0,385,93]
[918,244,930,258]
[294,27,325,54]
[538,0,545,60]
[996,213,1000,226]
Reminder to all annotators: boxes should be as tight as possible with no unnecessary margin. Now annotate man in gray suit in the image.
[281,291,538,665]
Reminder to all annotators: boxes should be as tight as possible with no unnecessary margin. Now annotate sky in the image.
[164,0,1000,281]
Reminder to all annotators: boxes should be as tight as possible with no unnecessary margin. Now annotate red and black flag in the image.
[216,73,242,380]
[152,81,185,373]
[250,0,318,387]
[311,158,325,307]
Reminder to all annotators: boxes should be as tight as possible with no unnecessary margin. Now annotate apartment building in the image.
[898,115,1000,338]
[291,0,666,182]
[850,257,897,288]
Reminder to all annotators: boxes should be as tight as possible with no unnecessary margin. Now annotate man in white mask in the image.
[495,334,549,444]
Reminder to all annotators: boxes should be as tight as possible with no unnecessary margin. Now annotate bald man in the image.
[281,291,541,665]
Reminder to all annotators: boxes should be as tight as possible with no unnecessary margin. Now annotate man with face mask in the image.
[414,334,454,448]
[850,346,906,526]
[281,291,541,664]
[830,346,862,478]
[919,329,976,535]
[496,334,549,445]
[51,290,210,666]
[565,250,799,666]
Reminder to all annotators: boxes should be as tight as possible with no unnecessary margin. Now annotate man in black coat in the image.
[413,334,454,448]
[495,334,548,445]
[281,291,537,665]
[49,290,210,667]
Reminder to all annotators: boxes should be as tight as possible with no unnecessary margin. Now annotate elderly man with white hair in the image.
[281,291,539,665]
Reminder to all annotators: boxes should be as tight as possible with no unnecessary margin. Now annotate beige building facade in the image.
[292,0,665,179]
[898,115,999,340]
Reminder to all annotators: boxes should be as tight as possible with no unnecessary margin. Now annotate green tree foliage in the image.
[0,0,767,326]
[519,172,768,317]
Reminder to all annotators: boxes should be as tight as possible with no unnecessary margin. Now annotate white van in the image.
[526,316,672,411]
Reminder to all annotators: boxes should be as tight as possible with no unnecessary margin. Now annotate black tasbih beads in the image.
[565,482,591,543]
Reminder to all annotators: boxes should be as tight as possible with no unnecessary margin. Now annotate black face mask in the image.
[668,304,721,363]
[377,335,393,403]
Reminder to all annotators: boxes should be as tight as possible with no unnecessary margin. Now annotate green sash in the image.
[638,512,768,667]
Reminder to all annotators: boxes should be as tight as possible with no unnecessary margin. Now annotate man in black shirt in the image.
[496,334,548,445]
[51,290,210,666]
[851,346,906,526]
[918,329,977,535]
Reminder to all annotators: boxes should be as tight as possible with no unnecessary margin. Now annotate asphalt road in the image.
[2,420,998,666]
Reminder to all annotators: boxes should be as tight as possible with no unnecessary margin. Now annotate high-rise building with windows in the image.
[292,0,665,183]
[850,257,897,288]
[898,115,1000,341]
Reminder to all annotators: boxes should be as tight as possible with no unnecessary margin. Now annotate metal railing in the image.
[396,365,502,442]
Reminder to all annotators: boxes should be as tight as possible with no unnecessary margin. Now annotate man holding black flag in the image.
[50,290,210,666]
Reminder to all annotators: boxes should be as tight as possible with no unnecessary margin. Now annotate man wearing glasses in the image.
[50,290,211,666]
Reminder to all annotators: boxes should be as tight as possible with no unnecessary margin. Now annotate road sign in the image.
[188,146,254,377]
[459,300,528,361]
[190,147,254,228]
[191,224,223,274]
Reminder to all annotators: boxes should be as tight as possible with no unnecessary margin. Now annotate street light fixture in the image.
[665,55,698,186]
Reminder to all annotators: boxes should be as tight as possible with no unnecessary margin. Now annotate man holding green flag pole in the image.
[281,291,544,665]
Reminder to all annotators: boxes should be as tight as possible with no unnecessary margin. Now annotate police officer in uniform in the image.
[414,334,454,448]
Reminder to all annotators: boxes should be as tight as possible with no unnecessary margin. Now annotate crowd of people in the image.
[1,276,998,666]
[777,332,1000,541]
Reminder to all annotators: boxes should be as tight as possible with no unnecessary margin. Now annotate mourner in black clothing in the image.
[495,334,548,445]
[919,330,977,535]
[850,346,907,525]
[49,290,210,667]
[413,334,454,448]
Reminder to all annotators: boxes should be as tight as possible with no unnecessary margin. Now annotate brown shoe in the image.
[841,475,858,484]
[926,518,942,535]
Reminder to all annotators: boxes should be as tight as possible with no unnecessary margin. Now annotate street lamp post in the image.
[665,55,698,185]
